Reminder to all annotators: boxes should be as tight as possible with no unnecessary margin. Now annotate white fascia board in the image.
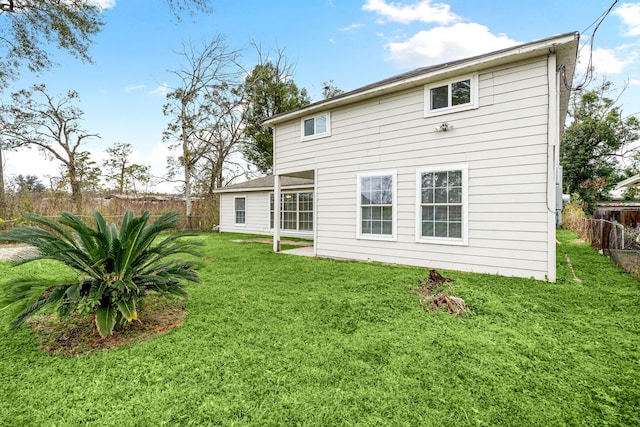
[264,32,579,127]
[213,185,314,194]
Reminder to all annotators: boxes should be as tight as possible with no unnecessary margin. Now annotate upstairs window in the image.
[234,197,246,225]
[425,74,478,117]
[301,112,331,140]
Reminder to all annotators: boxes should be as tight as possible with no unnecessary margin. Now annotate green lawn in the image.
[1,230,639,426]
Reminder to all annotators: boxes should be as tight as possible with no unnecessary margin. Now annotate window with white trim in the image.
[301,112,330,140]
[416,165,468,245]
[270,192,314,232]
[358,171,396,239]
[424,74,478,117]
[234,197,246,225]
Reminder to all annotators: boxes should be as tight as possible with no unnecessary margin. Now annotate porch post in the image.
[273,174,281,252]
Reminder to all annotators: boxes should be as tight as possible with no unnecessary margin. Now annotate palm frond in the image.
[1,210,202,336]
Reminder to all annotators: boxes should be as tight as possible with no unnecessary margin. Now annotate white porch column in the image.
[273,174,281,252]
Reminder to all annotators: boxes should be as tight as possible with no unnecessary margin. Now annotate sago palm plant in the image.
[0,210,201,337]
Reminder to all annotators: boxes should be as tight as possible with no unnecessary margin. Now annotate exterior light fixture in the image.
[436,122,453,132]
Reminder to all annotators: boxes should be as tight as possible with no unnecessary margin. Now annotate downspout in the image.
[273,127,280,252]
[546,52,559,282]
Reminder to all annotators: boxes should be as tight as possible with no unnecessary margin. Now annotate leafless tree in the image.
[162,35,241,227]
[0,84,99,212]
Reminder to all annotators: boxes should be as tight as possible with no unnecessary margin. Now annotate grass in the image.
[0,230,639,425]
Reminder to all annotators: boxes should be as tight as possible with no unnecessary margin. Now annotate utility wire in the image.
[567,0,620,91]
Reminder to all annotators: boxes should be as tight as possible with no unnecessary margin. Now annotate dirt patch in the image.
[416,269,467,316]
[232,238,313,247]
[27,295,187,356]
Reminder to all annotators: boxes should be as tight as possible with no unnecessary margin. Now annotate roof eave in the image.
[263,32,580,127]
[212,184,314,194]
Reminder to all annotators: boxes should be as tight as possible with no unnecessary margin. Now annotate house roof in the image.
[263,32,579,127]
[213,175,314,193]
[616,174,640,189]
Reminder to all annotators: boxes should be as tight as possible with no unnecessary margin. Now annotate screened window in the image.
[417,165,468,244]
[358,172,395,239]
[270,192,314,232]
[234,197,246,225]
[301,112,330,140]
[425,74,478,116]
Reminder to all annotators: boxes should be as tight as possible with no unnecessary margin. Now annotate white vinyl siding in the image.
[272,55,557,280]
[219,190,313,238]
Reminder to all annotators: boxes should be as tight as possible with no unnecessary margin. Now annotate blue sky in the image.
[4,0,640,192]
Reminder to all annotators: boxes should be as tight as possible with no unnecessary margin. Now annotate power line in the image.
[570,0,620,91]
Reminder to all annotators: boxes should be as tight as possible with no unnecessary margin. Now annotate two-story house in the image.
[217,32,579,281]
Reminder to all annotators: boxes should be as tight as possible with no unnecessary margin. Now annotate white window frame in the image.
[234,196,246,226]
[301,112,331,141]
[357,170,397,241]
[424,73,478,117]
[269,191,314,233]
[415,164,468,246]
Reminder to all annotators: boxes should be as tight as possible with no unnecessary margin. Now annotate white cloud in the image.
[591,47,631,74]
[87,0,116,9]
[385,22,519,67]
[4,147,62,189]
[616,3,640,36]
[124,84,145,93]
[147,142,182,193]
[148,83,170,97]
[577,45,634,75]
[362,0,459,25]
[629,79,640,85]
[339,23,363,32]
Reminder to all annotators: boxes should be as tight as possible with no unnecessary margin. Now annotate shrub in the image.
[0,211,201,337]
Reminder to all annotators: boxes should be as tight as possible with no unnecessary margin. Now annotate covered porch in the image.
[273,169,316,255]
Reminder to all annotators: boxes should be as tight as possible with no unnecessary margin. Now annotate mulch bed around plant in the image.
[27,295,187,356]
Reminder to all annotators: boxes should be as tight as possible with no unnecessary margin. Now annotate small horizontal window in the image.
[425,74,478,117]
[301,112,331,140]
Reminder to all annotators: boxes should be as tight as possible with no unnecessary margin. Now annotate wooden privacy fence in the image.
[571,217,640,277]
[0,193,219,232]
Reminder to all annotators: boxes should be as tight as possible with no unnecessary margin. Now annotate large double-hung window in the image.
[270,191,314,232]
[358,171,396,240]
[416,165,468,245]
